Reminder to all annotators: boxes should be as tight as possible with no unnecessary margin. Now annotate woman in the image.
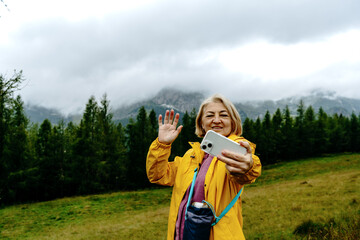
[146,94,261,240]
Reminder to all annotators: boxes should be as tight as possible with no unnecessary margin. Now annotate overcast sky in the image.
[1,0,360,114]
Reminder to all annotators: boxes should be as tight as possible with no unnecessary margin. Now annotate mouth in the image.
[211,126,223,130]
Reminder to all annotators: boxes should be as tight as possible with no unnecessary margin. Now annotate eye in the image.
[220,114,229,117]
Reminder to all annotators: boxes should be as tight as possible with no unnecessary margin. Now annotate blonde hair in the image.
[195,94,242,137]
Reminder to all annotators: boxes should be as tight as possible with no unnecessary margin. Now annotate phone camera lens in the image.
[207,143,212,148]
[201,145,207,150]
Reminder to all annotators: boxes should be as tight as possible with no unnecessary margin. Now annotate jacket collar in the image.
[188,141,205,163]
[228,134,242,141]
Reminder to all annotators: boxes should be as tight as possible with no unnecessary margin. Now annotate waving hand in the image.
[158,109,183,144]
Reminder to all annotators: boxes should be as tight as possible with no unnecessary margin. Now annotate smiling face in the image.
[201,102,232,137]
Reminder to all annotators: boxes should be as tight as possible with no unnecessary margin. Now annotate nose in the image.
[212,114,221,123]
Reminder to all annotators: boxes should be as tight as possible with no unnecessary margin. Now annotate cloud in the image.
[1,0,360,114]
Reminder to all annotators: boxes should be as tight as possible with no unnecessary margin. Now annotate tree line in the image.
[1,72,360,206]
[242,101,360,164]
[0,72,201,205]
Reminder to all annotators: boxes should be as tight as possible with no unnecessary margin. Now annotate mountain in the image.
[25,89,360,124]
[238,89,360,119]
[112,88,205,124]
[25,104,67,124]
[24,104,82,125]
[112,89,360,123]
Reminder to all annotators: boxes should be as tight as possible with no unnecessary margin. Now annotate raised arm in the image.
[146,109,183,186]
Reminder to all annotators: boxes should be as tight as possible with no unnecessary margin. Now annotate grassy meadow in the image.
[1,153,359,239]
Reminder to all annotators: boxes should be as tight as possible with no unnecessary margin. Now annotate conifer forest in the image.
[1,71,360,206]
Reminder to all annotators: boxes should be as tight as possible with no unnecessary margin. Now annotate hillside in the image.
[1,153,359,239]
[25,88,360,124]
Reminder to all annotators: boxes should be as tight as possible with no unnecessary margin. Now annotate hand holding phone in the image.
[201,130,254,176]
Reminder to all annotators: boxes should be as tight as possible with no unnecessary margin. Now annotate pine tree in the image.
[242,118,255,141]
[338,114,351,152]
[272,108,283,160]
[0,71,23,160]
[96,94,126,191]
[36,119,57,200]
[294,100,306,158]
[0,71,25,204]
[349,113,359,152]
[189,108,200,142]
[126,107,152,188]
[176,108,201,158]
[328,114,348,153]
[261,111,275,164]
[253,117,262,157]
[303,106,316,157]
[314,107,329,155]
[7,96,29,172]
[50,121,66,198]
[148,109,158,141]
[23,122,41,202]
[176,111,190,157]
[281,106,295,160]
[113,122,128,189]
[72,96,102,194]
[125,118,137,188]
[5,95,32,203]
[62,121,78,196]
[97,94,112,190]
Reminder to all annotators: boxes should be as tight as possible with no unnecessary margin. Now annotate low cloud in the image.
[1,0,360,114]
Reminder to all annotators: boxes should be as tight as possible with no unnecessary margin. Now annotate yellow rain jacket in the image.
[146,134,261,240]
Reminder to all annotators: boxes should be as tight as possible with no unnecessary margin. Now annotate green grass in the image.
[0,153,359,239]
[0,188,172,239]
[242,153,360,239]
[253,153,360,186]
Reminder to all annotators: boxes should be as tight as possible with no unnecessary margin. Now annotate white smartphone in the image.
[200,130,247,157]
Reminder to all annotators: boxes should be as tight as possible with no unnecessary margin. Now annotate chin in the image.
[212,129,223,133]
[214,130,230,137]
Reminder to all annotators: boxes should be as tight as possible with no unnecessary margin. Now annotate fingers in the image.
[158,110,170,126]
[169,109,174,123]
[218,155,250,175]
[175,124,183,135]
[217,154,242,174]
[160,109,180,125]
[164,110,170,124]
[217,150,253,175]
[158,114,163,126]
[220,149,244,161]
[238,140,252,154]
[173,112,180,126]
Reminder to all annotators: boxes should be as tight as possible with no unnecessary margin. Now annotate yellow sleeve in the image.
[146,138,181,186]
[230,140,262,185]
